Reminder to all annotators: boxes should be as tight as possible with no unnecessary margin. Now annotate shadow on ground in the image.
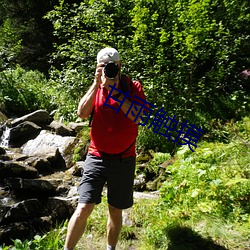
[166,226,228,250]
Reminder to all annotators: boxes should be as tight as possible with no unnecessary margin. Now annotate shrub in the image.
[0,66,55,116]
[160,138,250,221]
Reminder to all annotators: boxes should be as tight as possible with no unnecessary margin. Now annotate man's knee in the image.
[74,203,95,220]
[108,204,122,217]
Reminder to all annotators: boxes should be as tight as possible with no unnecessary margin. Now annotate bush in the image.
[160,137,250,221]
[44,0,250,126]
[0,66,55,116]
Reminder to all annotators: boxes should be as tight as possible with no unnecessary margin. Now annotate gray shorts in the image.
[77,154,136,209]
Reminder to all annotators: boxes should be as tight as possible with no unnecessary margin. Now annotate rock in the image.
[47,197,76,221]
[0,196,15,207]
[122,210,133,226]
[32,216,53,233]
[11,109,51,127]
[67,186,78,198]
[66,161,84,177]
[134,173,146,191]
[25,156,53,174]
[22,141,67,170]
[0,154,11,161]
[68,122,88,133]
[49,121,74,136]
[133,191,159,200]
[0,161,38,179]
[0,110,91,245]
[21,130,77,168]
[44,148,67,170]
[4,178,58,196]
[1,199,42,224]
[9,121,41,147]
[0,206,9,224]
[0,147,6,155]
[0,222,32,245]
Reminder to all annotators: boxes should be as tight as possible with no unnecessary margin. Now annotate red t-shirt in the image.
[88,76,147,158]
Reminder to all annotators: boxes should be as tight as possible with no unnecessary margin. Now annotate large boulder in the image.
[47,197,76,221]
[49,121,74,136]
[24,156,53,174]
[21,130,77,168]
[0,147,6,155]
[11,109,51,127]
[8,121,41,147]
[4,178,59,196]
[0,199,43,224]
[0,161,38,179]
[68,121,88,133]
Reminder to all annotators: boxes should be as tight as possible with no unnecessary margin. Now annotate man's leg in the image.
[107,204,123,249]
[64,203,95,250]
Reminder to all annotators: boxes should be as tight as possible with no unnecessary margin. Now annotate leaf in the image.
[198,202,212,213]
[225,178,249,186]
[197,169,206,178]
[191,188,200,198]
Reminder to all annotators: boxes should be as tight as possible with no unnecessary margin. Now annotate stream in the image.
[0,126,10,148]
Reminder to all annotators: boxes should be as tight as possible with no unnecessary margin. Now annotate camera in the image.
[103,61,119,79]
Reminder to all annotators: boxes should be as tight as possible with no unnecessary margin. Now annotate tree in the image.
[0,0,60,72]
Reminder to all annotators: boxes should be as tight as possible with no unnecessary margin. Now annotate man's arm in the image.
[77,64,103,119]
[77,80,99,119]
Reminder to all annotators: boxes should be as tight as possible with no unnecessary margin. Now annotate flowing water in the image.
[0,126,10,148]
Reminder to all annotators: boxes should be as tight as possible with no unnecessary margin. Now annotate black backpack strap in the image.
[121,75,133,94]
[89,108,94,127]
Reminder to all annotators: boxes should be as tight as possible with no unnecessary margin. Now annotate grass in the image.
[1,195,249,250]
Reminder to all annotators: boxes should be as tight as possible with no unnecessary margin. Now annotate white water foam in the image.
[0,126,10,148]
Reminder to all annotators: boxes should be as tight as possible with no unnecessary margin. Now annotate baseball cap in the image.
[97,47,120,63]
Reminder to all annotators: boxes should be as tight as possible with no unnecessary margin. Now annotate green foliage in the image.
[208,115,250,142]
[143,151,172,191]
[41,0,250,152]
[160,138,250,221]
[0,0,249,127]
[149,152,171,168]
[72,127,90,163]
[129,0,250,123]
[0,0,57,72]
[1,221,66,250]
[140,118,250,249]
[0,18,23,70]
[0,66,55,116]
[136,126,176,154]
[44,0,135,121]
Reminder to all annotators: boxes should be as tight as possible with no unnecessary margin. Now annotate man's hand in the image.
[95,63,104,87]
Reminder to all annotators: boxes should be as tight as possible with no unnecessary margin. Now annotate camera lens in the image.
[104,62,119,79]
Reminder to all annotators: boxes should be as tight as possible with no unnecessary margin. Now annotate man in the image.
[64,47,147,250]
